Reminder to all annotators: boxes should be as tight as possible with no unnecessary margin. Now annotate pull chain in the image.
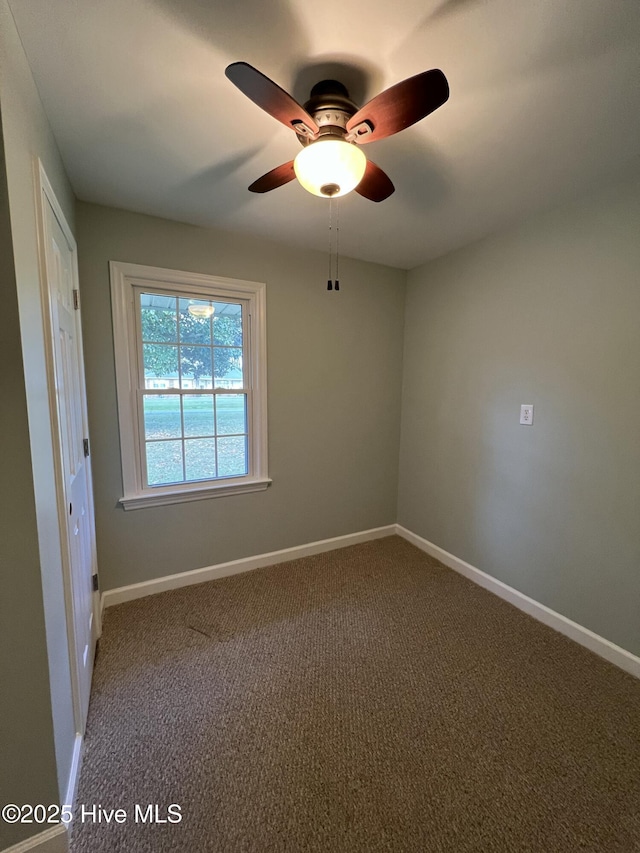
[327,197,340,292]
[327,196,333,290]
[335,200,340,291]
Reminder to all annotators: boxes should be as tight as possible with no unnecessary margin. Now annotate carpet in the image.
[70,536,640,852]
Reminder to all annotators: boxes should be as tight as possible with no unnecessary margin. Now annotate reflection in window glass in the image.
[179,298,213,345]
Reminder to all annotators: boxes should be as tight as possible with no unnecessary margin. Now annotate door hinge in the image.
[83,438,90,457]
[73,289,79,310]
[92,574,99,592]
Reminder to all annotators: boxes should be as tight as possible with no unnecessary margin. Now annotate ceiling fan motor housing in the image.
[298,79,358,145]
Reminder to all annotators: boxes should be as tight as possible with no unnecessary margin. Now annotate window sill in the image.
[119,477,272,510]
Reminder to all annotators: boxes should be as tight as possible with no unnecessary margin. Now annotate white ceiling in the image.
[8,0,640,269]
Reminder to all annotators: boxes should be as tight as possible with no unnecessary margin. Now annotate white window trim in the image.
[109,261,270,510]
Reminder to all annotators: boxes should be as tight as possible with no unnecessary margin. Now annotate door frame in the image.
[33,158,101,737]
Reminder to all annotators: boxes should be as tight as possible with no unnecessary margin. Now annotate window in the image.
[110,262,269,509]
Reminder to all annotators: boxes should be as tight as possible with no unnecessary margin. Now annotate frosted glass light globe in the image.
[294,139,366,198]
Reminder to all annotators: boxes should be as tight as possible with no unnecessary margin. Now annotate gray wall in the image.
[398,178,640,657]
[0,0,77,840]
[76,202,406,591]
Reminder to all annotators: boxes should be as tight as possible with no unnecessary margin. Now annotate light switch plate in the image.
[520,404,534,425]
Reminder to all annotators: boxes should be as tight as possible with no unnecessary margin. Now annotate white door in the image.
[37,164,99,731]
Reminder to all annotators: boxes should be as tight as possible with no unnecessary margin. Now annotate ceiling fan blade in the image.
[355,160,395,202]
[248,161,296,193]
[346,69,449,144]
[226,62,319,138]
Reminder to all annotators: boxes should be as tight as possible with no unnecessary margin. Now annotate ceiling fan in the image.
[225,62,449,202]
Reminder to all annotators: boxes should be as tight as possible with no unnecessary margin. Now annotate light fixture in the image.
[294,138,367,198]
[188,301,215,319]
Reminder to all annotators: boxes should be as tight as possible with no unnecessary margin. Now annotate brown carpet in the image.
[71,536,640,852]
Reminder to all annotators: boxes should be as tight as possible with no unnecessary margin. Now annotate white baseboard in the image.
[396,525,640,680]
[1,825,68,853]
[102,525,396,609]
[99,520,639,679]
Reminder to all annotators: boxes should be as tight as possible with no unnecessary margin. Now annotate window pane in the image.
[179,298,212,344]
[143,395,181,440]
[143,344,178,388]
[217,436,247,477]
[140,294,177,343]
[216,394,247,435]
[183,395,214,437]
[185,438,217,481]
[180,346,212,389]
[146,440,184,485]
[115,267,267,506]
[214,347,243,387]
[213,303,242,347]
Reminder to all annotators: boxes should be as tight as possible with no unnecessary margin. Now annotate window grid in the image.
[140,395,249,480]
[136,290,249,488]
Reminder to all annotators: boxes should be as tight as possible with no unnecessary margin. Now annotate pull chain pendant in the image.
[327,197,340,292]
[335,199,340,291]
